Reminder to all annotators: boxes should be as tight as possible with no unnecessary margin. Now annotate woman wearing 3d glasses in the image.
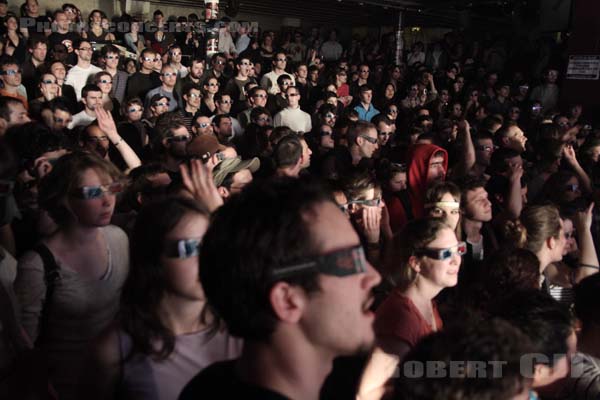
[14,151,129,399]
[358,217,464,400]
[88,197,241,400]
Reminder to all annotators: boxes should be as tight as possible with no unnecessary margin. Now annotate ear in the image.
[217,186,229,199]
[501,137,510,146]
[136,192,143,205]
[269,281,306,323]
[161,137,171,149]
[547,235,557,250]
[408,255,421,274]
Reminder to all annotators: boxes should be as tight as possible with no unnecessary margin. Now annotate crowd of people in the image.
[1,0,600,399]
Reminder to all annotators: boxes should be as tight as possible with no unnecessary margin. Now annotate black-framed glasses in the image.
[154,102,169,107]
[359,134,378,144]
[42,79,57,84]
[128,107,142,113]
[215,60,225,65]
[168,135,191,143]
[207,82,220,87]
[270,245,368,279]
[256,117,271,123]
[415,242,467,261]
[106,55,120,60]
[99,79,112,84]
[163,238,201,259]
[71,181,124,200]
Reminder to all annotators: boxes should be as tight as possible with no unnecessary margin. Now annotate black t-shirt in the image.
[21,15,51,37]
[178,359,290,400]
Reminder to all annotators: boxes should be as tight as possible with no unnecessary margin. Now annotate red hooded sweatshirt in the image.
[407,143,448,219]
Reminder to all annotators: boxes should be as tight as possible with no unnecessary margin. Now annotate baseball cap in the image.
[213,156,260,187]
[187,135,226,158]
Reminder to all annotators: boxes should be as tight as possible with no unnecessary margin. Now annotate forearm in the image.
[572,162,593,194]
[111,135,141,170]
[505,179,523,219]
[574,230,600,283]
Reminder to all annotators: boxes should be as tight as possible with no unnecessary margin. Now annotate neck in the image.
[404,279,441,309]
[61,223,102,245]
[275,67,284,74]
[238,336,334,400]
[287,104,300,110]
[361,101,370,109]
[32,58,43,67]
[140,67,152,74]
[276,165,301,178]
[161,85,173,93]
[78,60,91,68]
[349,145,363,166]
[462,218,483,242]
[105,65,117,74]
[171,61,181,68]
[536,250,552,274]
[84,108,97,117]
[189,75,200,83]
[164,154,182,172]
[157,294,208,335]
[2,85,17,94]
[185,104,198,113]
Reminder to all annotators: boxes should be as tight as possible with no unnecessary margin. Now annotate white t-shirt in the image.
[65,64,103,101]
[273,107,312,134]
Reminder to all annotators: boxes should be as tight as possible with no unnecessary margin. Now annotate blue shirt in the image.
[354,103,380,122]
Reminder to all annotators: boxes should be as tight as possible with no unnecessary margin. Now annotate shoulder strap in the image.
[33,243,60,346]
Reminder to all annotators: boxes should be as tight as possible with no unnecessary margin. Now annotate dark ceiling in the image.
[152,0,535,29]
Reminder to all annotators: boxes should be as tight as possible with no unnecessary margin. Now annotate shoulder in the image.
[17,249,45,272]
[103,225,129,253]
[179,360,237,399]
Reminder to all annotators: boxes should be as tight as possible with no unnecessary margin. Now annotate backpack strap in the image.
[33,243,60,347]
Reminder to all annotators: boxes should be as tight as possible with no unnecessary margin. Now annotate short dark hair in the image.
[81,84,101,99]
[491,290,573,367]
[276,74,293,86]
[26,34,47,50]
[0,96,24,121]
[273,133,302,168]
[212,114,231,127]
[100,44,120,57]
[182,83,201,98]
[397,318,534,400]
[199,177,334,340]
[347,120,375,146]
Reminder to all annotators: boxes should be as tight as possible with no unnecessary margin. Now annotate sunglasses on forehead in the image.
[270,245,368,280]
[163,238,202,259]
[415,242,467,261]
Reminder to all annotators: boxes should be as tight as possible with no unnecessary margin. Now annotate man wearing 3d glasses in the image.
[180,177,381,399]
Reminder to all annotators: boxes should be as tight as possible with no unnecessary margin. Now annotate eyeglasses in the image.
[270,245,368,279]
[153,58,161,62]
[42,79,57,84]
[162,72,176,77]
[388,109,398,114]
[256,117,271,123]
[276,58,287,62]
[170,52,181,56]
[360,69,369,73]
[188,93,201,98]
[196,122,210,128]
[215,60,225,65]
[415,242,467,261]
[240,62,251,66]
[207,82,220,87]
[168,135,191,143]
[128,107,142,113]
[154,102,169,107]
[253,94,267,99]
[1,69,21,76]
[163,238,201,259]
[287,93,299,97]
[85,136,109,143]
[143,57,154,62]
[347,197,382,208]
[53,116,72,123]
[325,113,336,119]
[220,99,234,104]
[565,184,580,192]
[99,79,112,84]
[78,47,92,52]
[320,130,333,137]
[378,131,393,137]
[106,55,120,60]
[359,134,378,144]
[71,181,124,200]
